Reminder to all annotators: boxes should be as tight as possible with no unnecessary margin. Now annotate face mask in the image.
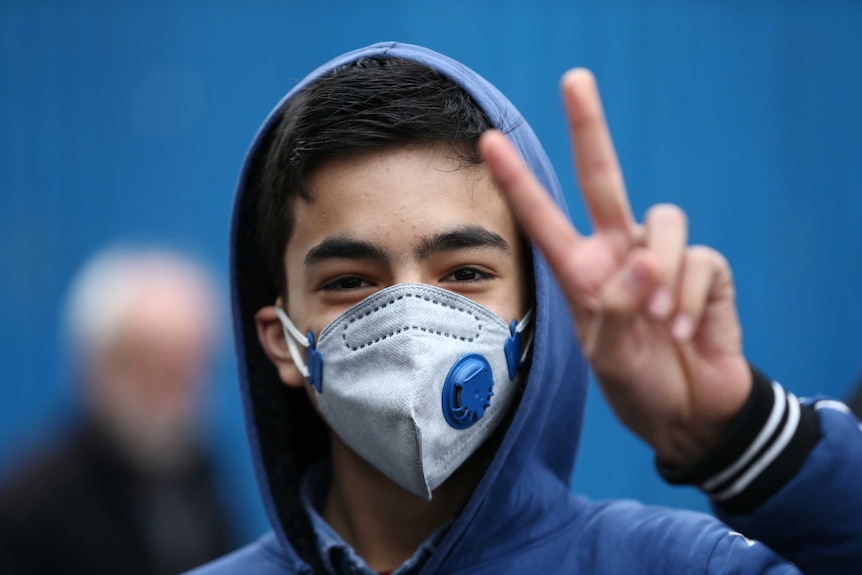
[276,283,532,499]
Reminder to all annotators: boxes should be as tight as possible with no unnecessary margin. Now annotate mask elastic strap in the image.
[516,309,534,363]
[505,308,535,379]
[275,307,310,379]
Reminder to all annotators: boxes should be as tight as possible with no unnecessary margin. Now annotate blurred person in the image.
[0,247,236,575]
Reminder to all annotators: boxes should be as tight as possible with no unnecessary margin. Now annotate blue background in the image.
[2,0,860,543]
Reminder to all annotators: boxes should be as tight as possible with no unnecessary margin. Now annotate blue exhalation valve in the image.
[441,353,495,430]
[306,332,324,393]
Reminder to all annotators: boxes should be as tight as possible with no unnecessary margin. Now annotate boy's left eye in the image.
[444,268,493,283]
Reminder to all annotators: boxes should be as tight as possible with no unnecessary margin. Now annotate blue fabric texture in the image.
[187,42,862,574]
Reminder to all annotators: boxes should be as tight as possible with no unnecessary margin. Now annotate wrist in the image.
[653,419,737,468]
[651,359,752,467]
[656,364,821,512]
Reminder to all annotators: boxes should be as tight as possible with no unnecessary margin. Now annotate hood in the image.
[230,41,589,572]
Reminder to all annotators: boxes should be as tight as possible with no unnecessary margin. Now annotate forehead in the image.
[287,146,518,256]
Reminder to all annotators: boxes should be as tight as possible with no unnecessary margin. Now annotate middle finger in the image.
[563,69,635,246]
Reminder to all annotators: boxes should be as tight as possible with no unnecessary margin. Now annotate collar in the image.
[299,458,444,575]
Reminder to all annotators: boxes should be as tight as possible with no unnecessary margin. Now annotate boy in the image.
[192,43,862,574]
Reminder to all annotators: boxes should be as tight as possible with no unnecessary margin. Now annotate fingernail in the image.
[671,313,693,342]
[648,288,672,319]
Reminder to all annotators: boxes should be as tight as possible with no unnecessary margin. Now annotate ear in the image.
[255,302,306,388]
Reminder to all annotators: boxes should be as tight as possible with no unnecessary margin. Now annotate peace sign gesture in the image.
[479,70,752,467]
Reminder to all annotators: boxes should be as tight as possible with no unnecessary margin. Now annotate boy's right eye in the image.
[322,276,369,292]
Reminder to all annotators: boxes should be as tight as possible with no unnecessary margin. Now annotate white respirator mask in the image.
[275,283,532,499]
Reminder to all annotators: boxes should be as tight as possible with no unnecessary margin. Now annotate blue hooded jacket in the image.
[191,42,862,574]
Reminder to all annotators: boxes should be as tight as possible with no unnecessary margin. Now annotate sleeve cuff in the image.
[656,364,821,513]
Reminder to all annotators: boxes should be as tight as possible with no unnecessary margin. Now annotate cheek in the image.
[285,297,343,341]
[480,270,528,324]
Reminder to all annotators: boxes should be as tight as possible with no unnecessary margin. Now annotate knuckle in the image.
[599,272,650,317]
[646,203,687,227]
[599,291,632,317]
[599,279,643,317]
[688,245,727,268]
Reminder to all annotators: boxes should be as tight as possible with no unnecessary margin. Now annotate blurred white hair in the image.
[63,246,220,367]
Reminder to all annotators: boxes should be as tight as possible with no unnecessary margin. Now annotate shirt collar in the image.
[299,458,446,575]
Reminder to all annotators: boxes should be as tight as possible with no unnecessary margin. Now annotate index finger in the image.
[479,130,607,304]
[563,69,635,240]
[478,130,582,260]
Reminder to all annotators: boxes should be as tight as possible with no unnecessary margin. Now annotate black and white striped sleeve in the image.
[657,365,821,513]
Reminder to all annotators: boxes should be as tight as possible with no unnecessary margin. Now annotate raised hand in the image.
[478,69,751,466]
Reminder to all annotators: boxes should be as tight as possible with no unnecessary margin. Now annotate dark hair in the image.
[257,57,494,297]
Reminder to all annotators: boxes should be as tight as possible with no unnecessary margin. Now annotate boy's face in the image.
[265,144,528,387]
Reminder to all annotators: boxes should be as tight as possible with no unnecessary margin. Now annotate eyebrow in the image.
[304,236,390,266]
[416,225,510,260]
[303,225,510,267]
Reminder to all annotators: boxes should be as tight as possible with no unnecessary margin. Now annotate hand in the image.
[478,69,752,467]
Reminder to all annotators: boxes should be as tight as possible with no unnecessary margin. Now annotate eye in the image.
[444,267,493,283]
[322,276,370,292]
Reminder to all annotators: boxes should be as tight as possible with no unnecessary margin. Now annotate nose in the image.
[390,264,428,287]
